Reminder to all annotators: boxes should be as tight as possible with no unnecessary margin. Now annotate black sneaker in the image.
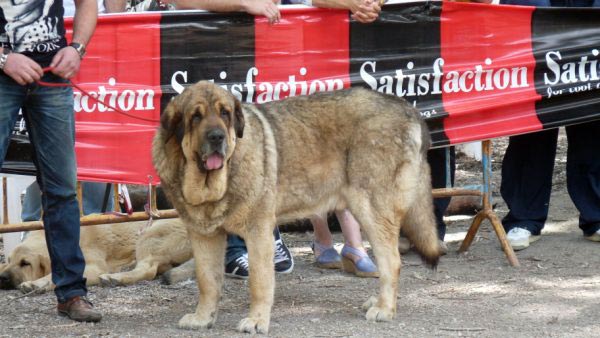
[274,235,294,274]
[225,254,249,279]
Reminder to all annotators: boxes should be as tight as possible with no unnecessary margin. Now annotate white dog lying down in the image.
[0,218,192,293]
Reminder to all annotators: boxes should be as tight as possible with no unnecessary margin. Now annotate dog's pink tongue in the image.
[206,154,223,170]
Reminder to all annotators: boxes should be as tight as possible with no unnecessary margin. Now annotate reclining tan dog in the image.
[153,81,442,334]
[0,218,191,292]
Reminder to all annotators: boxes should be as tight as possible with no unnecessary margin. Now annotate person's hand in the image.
[350,0,381,24]
[241,0,281,24]
[50,46,81,79]
[2,53,44,85]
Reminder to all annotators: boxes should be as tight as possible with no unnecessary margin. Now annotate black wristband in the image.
[69,42,86,59]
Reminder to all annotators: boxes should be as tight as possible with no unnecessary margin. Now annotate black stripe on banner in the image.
[349,2,449,146]
[160,12,256,112]
[532,7,600,129]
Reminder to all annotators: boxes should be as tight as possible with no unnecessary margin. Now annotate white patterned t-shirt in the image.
[0,0,67,66]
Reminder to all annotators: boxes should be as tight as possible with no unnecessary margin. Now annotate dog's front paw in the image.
[98,274,119,287]
[361,296,378,312]
[365,306,395,322]
[237,317,269,334]
[178,313,215,330]
[19,280,51,294]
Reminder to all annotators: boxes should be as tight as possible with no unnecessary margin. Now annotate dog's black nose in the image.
[207,129,225,145]
[0,273,10,288]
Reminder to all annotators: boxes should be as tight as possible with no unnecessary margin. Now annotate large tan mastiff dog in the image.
[153,81,441,334]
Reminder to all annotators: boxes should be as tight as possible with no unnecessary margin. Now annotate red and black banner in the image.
[4,2,600,185]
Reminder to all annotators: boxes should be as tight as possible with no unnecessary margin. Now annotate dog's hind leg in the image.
[161,258,196,285]
[237,217,276,334]
[99,260,160,287]
[178,229,227,330]
[83,261,109,286]
[345,190,402,322]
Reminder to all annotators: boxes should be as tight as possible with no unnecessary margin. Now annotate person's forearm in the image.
[312,0,355,10]
[72,0,98,46]
[174,0,246,11]
[104,0,128,13]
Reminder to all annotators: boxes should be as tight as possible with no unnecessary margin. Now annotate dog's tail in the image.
[401,163,441,269]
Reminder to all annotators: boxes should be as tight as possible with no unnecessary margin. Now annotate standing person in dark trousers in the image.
[499,0,600,250]
[19,0,130,224]
[429,147,455,246]
[0,0,101,322]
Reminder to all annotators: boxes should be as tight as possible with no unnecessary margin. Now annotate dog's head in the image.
[157,81,245,204]
[161,81,245,171]
[0,245,51,289]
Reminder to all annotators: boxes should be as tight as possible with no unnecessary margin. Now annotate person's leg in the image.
[224,234,250,279]
[273,226,294,273]
[337,209,364,250]
[0,74,26,168]
[21,181,42,222]
[23,76,88,304]
[337,209,377,277]
[81,182,114,215]
[225,234,248,264]
[310,212,334,248]
[428,146,456,241]
[500,130,558,235]
[309,213,342,269]
[564,121,600,237]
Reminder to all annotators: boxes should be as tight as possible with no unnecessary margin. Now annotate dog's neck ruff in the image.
[243,105,278,187]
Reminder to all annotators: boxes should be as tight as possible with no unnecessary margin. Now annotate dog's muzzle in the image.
[200,129,227,171]
[0,272,14,289]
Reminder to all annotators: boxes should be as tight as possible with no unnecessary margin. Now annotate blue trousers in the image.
[22,181,115,221]
[501,122,600,236]
[226,228,282,264]
[429,147,456,240]
[0,72,87,303]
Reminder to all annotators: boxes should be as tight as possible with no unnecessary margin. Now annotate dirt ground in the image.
[1,130,599,338]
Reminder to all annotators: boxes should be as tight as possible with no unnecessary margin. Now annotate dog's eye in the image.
[19,260,31,267]
[220,109,230,120]
[192,114,202,124]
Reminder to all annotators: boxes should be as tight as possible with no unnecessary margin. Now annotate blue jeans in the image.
[225,227,282,264]
[0,72,87,303]
[22,181,115,221]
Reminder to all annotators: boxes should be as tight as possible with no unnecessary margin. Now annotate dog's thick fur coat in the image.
[153,81,441,333]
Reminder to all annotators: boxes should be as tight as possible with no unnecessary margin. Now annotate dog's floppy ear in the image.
[37,254,51,276]
[233,99,245,139]
[160,97,185,144]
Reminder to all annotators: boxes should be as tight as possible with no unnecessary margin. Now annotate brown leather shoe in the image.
[57,296,102,322]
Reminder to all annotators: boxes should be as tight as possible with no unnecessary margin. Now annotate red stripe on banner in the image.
[440,2,542,144]
[254,8,350,102]
[66,13,162,185]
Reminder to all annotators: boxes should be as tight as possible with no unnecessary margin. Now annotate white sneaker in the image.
[584,229,600,242]
[506,227,540,251]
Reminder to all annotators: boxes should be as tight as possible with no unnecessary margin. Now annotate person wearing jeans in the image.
[0,0,100,322]
[499,0,600,250]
